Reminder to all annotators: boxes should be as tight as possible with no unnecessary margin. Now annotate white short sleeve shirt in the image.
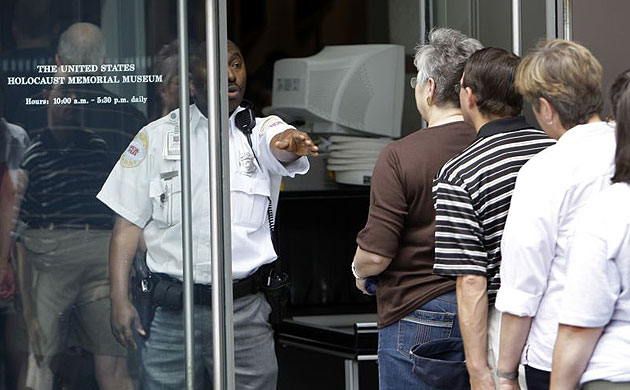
[495,121,616,371]
[559,182,630,385]
[97,104,309,283]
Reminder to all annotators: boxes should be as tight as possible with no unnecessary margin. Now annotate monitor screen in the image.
[271,45,404,138]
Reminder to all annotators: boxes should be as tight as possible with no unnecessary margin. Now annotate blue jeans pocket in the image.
[397,309,455,358]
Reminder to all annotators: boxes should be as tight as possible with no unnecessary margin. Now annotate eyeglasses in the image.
[410,77,418,89]
[454,83,462,94]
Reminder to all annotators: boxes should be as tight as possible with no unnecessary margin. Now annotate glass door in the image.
[1,0,236,388]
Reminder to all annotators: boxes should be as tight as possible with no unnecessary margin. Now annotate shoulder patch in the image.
[120,132,148,168]
[260,115,285,135]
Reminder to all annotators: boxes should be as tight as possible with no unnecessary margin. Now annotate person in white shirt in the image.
[494,40,616,390]
[97,40,318,389]
[550,69,630,390]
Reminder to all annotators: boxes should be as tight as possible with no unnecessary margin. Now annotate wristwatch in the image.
[497,370,518,381]
[351,261,366,280]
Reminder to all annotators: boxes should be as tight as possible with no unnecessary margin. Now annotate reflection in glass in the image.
[15,23,135,389]
[1,84,30,390]
[1,11,157,387]
[152,39,181,121]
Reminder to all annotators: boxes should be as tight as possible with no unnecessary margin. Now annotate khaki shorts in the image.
[488,307,528,390]
[583,381,630,390]
[22,229,125,357]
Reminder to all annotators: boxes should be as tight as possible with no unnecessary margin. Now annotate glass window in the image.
[0,1,185,388]
[0,1,393,388]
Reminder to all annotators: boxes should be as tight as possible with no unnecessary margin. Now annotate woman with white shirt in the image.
[549,70,630,390]
[493,40,616,390]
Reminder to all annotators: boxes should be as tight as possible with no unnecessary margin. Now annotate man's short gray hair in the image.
[57,22,106,66]
[413,28,482,107]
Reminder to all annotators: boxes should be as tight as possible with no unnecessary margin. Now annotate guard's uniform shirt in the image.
[97,104,309,283]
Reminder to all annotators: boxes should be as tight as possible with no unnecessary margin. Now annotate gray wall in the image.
[477,0,512,49]
[426,0,550,127]
[521,0,548,52]
[388,0,423,136]
[572,0,630,118]
[381,0,569,135]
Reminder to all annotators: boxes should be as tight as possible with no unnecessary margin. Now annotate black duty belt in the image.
[152,267,262,310]
[193,271,261,305]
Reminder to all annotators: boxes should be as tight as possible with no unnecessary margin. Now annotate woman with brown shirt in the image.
[352,28,481,390]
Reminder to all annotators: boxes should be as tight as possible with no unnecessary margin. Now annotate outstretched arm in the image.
[270,129,318,163]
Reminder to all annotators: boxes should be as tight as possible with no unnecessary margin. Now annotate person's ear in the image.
[426,78,436,99]
[464,87,475,110]
[538,97,555,124]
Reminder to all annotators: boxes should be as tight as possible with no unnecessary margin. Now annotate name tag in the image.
[160,170,179,180]
[164,131,181,160]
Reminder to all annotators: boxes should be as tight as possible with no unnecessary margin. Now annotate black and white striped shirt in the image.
[432,116,555,303]
[19,128,114,228]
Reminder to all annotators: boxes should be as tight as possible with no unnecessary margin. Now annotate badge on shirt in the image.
[239,152,257,176]
[164,131,181,160]
[120,132,148,168]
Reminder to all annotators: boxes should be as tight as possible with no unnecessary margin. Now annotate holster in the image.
[131,254,157,339]
[259,261,290,326]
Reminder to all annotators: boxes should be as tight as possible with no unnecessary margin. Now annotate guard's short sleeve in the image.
[255,116,309,177]
[97,128,152,227]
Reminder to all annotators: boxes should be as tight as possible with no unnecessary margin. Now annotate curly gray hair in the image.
[414,28,482,107]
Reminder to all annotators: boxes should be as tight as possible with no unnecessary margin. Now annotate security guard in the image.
[97,40,318,389]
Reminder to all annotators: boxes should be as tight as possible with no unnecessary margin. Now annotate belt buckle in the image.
[45,222,91,230]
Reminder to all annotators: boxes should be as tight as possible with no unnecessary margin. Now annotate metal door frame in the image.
[176,0,234,389]
[205,1,235,389]
[560,0,572,40]
[422,0,565,50]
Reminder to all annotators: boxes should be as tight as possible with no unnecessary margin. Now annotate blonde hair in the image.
[515,39,603,129]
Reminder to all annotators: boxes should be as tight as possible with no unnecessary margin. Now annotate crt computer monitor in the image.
[271,44,404,138]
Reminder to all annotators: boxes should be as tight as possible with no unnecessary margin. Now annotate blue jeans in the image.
[378,290,461,390]
[138,292,276,390]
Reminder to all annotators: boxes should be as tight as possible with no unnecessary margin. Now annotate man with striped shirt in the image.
[432,48,554,390]
[16,82,132,388]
